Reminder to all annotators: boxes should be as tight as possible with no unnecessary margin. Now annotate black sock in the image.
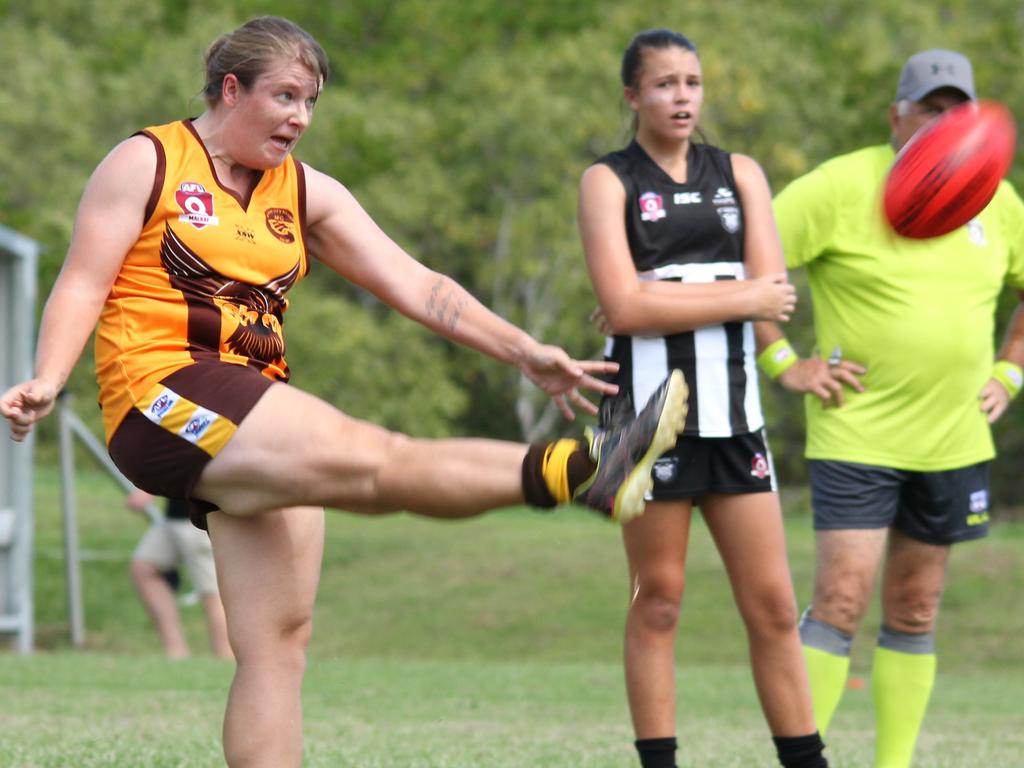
[635,737,678,768]
[773,732,828,768]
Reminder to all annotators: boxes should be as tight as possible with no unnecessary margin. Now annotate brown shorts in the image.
[109,361,275,530]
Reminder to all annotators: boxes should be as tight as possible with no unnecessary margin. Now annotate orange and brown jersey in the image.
[95,119,310,441]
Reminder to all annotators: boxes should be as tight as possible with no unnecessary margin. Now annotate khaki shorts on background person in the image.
[133,519,219,595]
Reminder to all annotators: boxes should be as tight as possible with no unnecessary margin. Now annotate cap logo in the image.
[897,50,975,102]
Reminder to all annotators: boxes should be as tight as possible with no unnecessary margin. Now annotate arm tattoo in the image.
[426,277,468,332]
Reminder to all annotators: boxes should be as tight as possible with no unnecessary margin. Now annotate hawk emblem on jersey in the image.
[265,208,296,243]
[750,452,769,480]
[639,192,667,222]
[160,225,300,368]
[175,182,219,230]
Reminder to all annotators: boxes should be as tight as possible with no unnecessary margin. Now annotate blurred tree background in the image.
[2,0,1023,510]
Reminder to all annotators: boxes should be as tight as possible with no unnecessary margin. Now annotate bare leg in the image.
[130,559,189,658]
[208,506,325,768]
[809,529,888,635]
[621,500,693,738]
[195,385,528,517]
[701,492,814,736]
[801,528,888,735]
[879,529,948,635]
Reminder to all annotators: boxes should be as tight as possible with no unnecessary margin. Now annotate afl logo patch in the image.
[639,192,667,222]
[265,208,296,243]
[175,182,219,229]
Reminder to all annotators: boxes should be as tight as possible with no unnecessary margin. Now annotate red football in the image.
[883,99,1017,238]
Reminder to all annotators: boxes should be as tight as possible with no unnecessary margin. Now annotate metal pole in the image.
[57,391,85,647]
[1,224,40,653]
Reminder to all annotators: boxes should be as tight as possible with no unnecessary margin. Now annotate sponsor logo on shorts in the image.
[653,456,677,484]
[180,408,218,444]
[639,192,667,222]
[969,490,988,513]
[175,182,219,229]
[145,391,179,428]
[967,489,990,526]
[750,452,769,479]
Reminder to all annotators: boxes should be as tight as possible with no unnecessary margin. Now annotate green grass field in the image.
[2,467,1022,766]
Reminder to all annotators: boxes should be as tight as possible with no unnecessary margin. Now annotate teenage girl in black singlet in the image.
[578,29,828,768]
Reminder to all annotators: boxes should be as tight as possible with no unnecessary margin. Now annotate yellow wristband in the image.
[757,339,798,380]
[992,360,1023,400]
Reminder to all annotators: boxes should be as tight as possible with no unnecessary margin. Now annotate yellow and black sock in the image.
[521,439,596,508]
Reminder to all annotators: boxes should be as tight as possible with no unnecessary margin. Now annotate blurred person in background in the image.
[125,488,232,659]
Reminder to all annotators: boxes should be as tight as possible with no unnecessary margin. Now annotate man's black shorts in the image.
[808,459,991,545]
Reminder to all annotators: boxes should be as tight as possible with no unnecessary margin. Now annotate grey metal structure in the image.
[0,223,40,653]
[56,392,161,648]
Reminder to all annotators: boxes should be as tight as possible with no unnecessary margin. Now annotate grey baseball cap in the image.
[896,49,976,102]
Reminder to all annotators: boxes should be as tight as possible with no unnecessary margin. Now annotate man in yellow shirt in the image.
[763,49,1024,767]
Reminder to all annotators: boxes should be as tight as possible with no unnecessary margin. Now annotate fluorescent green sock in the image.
[872,628,937,768]
[803,645,851,735]
[799,613,853,736]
